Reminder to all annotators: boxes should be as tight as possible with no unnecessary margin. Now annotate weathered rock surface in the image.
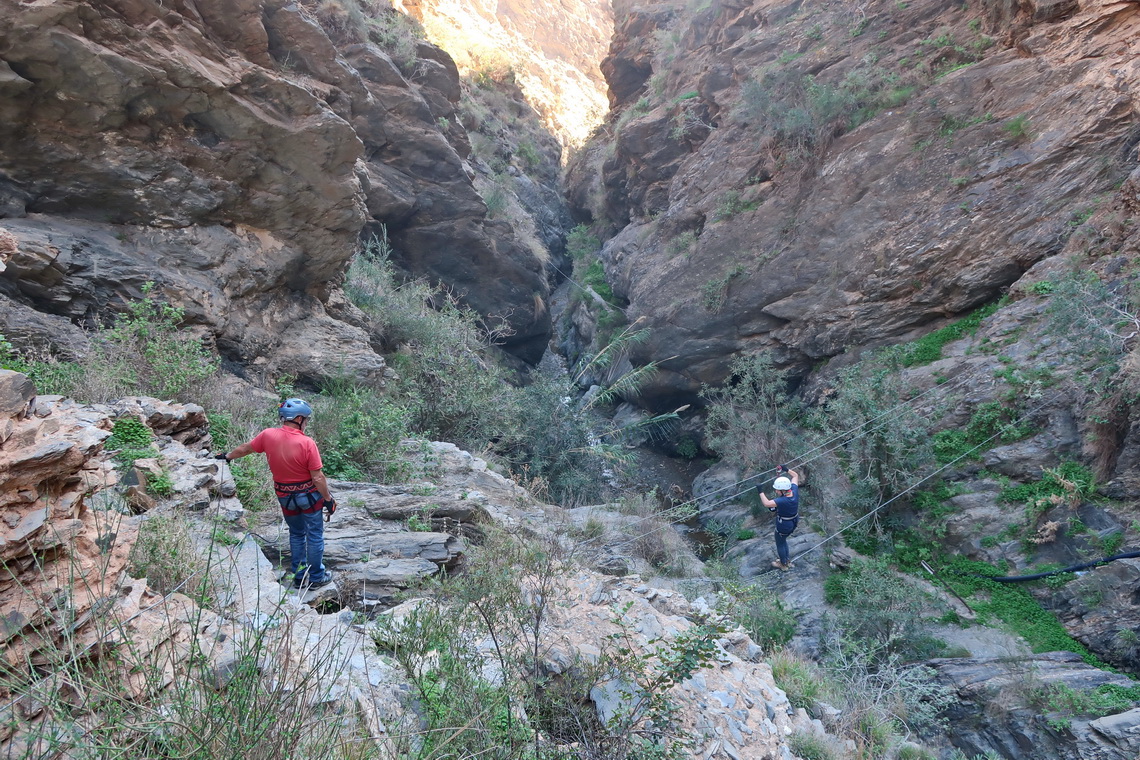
[933,652,1140,759]
[531,570,818,759]
[567,0,1140,406]
[0,381,842,759]
[0,0,552,376]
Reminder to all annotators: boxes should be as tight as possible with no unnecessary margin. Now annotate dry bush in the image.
[1028,520,1062,545]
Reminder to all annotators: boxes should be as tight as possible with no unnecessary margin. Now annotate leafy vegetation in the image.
[716,579,797,652]
[943,557,1105,666]
[813,356,933,510]
[1002,114,1033,142]
[308,379,414,483]
[898,300,1002,367]
[931,399,1035,463]
[702,354,805,472]
[128,514,216,606]
[1000,461,1095,506]
[106,416,157,467]
[735,64,922,156]
[373,530,727,759]
[2,283,218,403]
[824,558,947,663]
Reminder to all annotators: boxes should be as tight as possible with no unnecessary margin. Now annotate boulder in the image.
[933,652,1140,759]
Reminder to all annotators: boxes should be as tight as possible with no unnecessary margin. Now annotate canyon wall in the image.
[568,0,1140,407]
[0,0,554,382]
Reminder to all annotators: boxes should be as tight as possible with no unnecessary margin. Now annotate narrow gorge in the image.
[1,0,1140,758]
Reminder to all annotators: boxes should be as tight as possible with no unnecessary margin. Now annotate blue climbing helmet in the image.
[278,398,313,421]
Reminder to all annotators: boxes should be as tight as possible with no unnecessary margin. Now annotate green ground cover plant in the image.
[1000,461,1095,506]
[943,557,1105,666]
[106,416,158,467]
[931,399,1035,463]
[898,300,1002,367]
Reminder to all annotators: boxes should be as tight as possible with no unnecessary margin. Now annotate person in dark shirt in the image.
[759,465,800,571]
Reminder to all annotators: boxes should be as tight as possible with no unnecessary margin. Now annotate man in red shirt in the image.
[217,398,336,588]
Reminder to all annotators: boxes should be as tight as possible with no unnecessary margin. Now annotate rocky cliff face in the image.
[567,0,1140,406]
[0,0,553,380]
[398,0,613,147]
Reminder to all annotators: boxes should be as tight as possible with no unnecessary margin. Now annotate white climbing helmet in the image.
[773,476,792,491]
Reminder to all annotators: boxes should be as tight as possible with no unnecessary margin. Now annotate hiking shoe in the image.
[306,572,334,588]
[771,560,793,571]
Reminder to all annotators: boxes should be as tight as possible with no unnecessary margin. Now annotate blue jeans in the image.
[283,509,327,583]
[774,516,798,565]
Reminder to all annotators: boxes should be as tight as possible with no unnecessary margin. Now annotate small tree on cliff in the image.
[702,354,806,473]
[812,352,933,518]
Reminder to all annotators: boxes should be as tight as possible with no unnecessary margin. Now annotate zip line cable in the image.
[587,404,945,560]
[579,371,974,556]
[591,385,1063,568]
[783,388,1069,570]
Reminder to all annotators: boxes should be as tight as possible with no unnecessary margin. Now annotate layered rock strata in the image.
[934,652,1140,759]
[0,0,552,378]
[0,377,834,758]
[568,0,1140,405]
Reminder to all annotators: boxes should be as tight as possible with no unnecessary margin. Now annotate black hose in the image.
[977,550,1140,583]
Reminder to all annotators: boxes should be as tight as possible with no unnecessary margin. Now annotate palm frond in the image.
[572,320,650,384]
[585,361,662,410]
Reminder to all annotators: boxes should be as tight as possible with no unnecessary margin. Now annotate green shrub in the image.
[770,650,829,709]
[933,399,1035,463]
[896,744,938,760]
[1000,461,1095,506]
[735,64,919,155]
[374,529,723,758]
[309,379,413,483]
[566,224,601,261]
[788,732,835,760]
[128,514,215,606]
[713,190,757,221]
[667,230,698,257]
[718,581,796,652]
[581,258,617,304]
[1003,114,1032,141]
[149,470,175,498]
[107,416,157,467]
[898,300,1002,367]
[1,285,218,403]
[824,558,945,662]
[1032,682,1140,722]
[702,354,805,472]
[207,409,275,512]
[812,357,933,508]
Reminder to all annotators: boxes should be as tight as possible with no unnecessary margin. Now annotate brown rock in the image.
[0,0,553,377]
[567,0,1140,405]
[0,370,35,419]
